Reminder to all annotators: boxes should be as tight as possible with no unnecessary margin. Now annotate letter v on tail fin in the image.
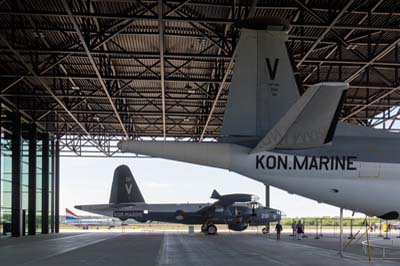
[250,82,349,153]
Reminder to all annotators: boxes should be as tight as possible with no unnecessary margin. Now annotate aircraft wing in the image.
[250,82,348,153]
[195,201,230,217]
[196,190,254,215]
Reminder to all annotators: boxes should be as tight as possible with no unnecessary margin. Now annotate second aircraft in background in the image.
[75,165,282,235]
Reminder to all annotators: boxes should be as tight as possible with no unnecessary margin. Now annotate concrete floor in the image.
[0,232,398,266]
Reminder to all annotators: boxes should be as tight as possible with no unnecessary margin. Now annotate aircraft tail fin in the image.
[250,82,348,153]
[109,165,145,204]
[66,208,80,221]
[211,189,221,200]
[221,17,301,143]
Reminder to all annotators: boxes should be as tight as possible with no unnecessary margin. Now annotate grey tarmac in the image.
[0,232,397,266]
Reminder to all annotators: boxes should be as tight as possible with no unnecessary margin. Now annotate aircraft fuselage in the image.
[228,136,400,219]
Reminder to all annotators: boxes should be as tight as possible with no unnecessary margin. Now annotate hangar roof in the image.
[0,0,399,156]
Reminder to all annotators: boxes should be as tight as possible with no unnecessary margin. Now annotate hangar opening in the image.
[0,0,400,264]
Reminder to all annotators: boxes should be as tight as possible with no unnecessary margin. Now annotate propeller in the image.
[234,207,239,217]
[234,207,243,223]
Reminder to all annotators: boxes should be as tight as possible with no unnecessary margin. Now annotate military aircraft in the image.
[75,165,281,235]
[118,16,400,220]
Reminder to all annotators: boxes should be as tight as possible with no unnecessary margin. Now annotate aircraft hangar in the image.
[0,0,400,265]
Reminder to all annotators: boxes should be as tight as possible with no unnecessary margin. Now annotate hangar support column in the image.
[41,133,49,234]
[55,138,60,233]
[11,112,21,237]
[28,123,37,235]
[50,139,55,233]
[265,185,270,208]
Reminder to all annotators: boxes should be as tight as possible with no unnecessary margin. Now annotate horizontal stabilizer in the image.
[251,82,348,153]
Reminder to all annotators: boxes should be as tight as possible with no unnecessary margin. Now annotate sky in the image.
[61,156,360,218]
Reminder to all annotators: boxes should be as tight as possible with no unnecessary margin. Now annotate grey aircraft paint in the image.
[117,17,400,220]
[75,165,281,232]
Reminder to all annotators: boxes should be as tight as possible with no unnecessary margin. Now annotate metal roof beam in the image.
[0,48,232,59]
[0,10,235,24]
[298,59,400,67]
[158,0,166,139]
[164,0,191,17]
[0,34,91,136]
[341,86,400,121]
[345,37,400,83]
[61,0,128,138]
[296,0,391,85]
[0,73,229,83]
[4,8,400,31]
[295,0,356,68]
[16,109,225,117]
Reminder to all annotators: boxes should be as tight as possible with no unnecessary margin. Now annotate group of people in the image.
[273,220,305,240]
[292,220,305,240]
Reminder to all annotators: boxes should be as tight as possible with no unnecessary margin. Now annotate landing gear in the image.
[201,223,208,233]
[262,227,269,234]
[201,223,217,235]
[207,224,217,235]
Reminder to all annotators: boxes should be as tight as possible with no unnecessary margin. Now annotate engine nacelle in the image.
[134,218,149,223]
[228,223,248,231]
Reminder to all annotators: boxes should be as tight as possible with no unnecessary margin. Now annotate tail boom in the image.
[118,141,250,171]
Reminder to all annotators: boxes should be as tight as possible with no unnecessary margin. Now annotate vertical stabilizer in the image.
[66,208,80,221]
[222,17,300,142]
[109,165,145,204]
[211,189,221,199]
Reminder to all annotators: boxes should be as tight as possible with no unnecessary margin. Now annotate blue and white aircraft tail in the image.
[118,17,400,220]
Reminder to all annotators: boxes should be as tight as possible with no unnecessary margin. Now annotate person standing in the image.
[275,222,283,240]
[291,220,297,239]
[296,220,304,240]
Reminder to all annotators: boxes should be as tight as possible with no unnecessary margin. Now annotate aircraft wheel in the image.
[262,227,268,234]
[207,224,217,235]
